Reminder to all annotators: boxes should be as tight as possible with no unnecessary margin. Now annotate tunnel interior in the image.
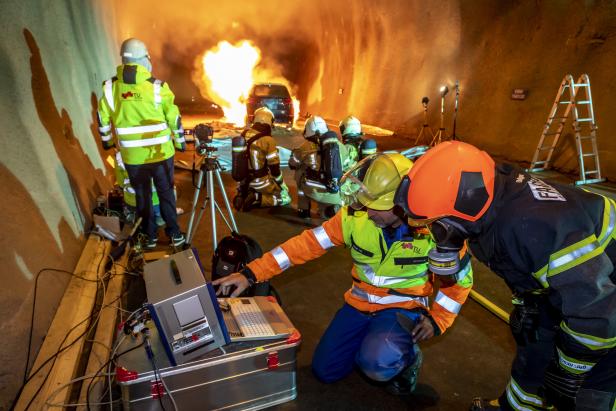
[2,0,616,408]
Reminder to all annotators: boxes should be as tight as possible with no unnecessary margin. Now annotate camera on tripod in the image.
[193,123,216,156]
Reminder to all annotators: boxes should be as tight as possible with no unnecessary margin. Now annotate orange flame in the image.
[199,40,300,127]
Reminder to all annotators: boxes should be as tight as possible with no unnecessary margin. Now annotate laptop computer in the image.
[218,296,295,342]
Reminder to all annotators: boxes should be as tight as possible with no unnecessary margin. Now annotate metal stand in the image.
[451,81,460,140]
[430,86,449,146]
[185,153,238,246]
[414,97,434,145]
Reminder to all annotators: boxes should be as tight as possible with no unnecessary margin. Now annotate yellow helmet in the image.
[253,107,274,126]
[341,153,413,210]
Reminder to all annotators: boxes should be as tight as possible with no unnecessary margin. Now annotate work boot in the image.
[385,349,423,395]
[242,192,260,211]
[469,398,502,411]
[232,194,244,211]
[297,209,311,219]
[170,233,186,248]
[144,236,158,250]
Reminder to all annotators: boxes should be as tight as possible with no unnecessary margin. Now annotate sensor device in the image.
[144,248,229,365]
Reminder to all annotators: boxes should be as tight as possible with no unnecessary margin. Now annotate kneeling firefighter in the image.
[214,153,474,395]
[232,107,290,211]
[339,115,377,171]
[395,141,616,411]
[289,115,349,219]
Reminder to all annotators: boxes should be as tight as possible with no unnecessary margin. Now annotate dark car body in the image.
[246,83,294,127]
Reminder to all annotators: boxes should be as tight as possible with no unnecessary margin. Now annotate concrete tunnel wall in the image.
[2,0,616,407]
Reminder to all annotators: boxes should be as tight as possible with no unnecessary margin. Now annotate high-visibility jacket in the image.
[469,163,616,374]
[246,206,473,333]
[241,126,283,190]
[113,151,158,208]
[97,64,185,165]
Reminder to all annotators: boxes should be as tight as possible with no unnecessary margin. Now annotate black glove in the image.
[543,360,585,410]
[509,301,540,346]
[102,140,115,150]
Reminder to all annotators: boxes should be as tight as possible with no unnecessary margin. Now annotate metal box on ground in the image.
[116,321,301,410]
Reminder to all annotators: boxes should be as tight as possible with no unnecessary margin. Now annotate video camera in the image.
[190,123,215,156]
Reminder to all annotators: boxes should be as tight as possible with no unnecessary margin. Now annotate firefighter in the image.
[394,141,616,410]
[235,107,290,210]
[97,38,185,249]
[214,153,474,395]
[289,116,349,219]
[339,115,363,170]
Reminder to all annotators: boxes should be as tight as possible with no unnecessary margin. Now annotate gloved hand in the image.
[509,301,540,346]
[102,140,115,150]
[543,359,585,410]
[175,142,187,152]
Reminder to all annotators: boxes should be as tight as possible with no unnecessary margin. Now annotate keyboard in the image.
[228,298,276,338]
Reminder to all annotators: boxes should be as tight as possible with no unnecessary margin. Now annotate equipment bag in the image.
[231,136,249,181]
[212,232,276,299]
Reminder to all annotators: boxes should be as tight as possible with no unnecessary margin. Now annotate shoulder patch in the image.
[528,177,566,201]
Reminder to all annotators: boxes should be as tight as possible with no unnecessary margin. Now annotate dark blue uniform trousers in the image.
[312,303,421,383]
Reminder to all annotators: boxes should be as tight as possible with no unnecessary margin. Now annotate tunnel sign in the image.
[511,89,527,100]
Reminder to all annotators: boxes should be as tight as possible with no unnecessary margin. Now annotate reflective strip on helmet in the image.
[560,321,616,350]
[119,135,171,148]
[350,285,428,306]
[271,246,291,270]
[153,79,162,107]
[116,123,168,135]
[101,134,113,142]
[312,226,334,250]
[358,263,428,287]
[103,80,114,111]
[99,124,111,134]
[434,291,461,314]
[233,146,247,152]
[556,348,595,374]
[505,377,551,410]
[249,179,271,189]
[266,152,279,160]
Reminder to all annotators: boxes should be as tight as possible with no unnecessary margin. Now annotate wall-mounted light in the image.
[440,85,449,97]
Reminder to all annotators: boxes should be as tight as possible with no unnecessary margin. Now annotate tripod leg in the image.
[214,169,239,232]
[207,170,217,246]
[186,169,204,244]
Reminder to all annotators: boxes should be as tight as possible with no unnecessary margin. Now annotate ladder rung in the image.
[576,118,593,122]
[578,136,594,140]
[582,153,596,157]
[559,101,572,104]
[538,147,553,151]
[549,117,568,120]
[532,161,547,165]
[576,100,591,104]
[543,132,561,136]
[585,170,599,174]
[573,83,590,87]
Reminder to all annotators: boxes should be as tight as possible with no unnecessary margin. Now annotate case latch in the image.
[267,351,279,369]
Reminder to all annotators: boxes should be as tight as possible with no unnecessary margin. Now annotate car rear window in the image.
[252,84,290,98]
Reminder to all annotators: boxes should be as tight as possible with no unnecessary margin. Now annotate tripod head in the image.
[421,96,429,109]
[193,123,216,156]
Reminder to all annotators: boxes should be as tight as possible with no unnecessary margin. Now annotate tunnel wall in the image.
[0,0,116,407]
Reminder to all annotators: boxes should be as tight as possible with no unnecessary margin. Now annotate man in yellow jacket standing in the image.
[98,38,185,249]
[214,153,473,395]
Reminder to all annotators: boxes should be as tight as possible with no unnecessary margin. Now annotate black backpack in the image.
[305,131,343,193]
[211,232,278,300]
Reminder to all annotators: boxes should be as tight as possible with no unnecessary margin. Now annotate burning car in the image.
[245,83,294,129]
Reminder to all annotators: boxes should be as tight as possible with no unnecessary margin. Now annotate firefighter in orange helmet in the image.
[394,141,616,411]
[214,153,473,395]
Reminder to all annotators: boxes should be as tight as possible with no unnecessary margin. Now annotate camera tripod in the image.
[185,151,238,247]
[430,86,449,146]
[414,96,434,146]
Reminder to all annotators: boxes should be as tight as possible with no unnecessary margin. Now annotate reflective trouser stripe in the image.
[116,123,168,135]
[350,285,428,307]
[560,321,616,350]
[119,135,171,148]
[434,291,462,314]
[99,124,111,133]
[312,226,334,249]
[250,179,271,189]
[104,79,114,111]
[101,134,113,141]
[233,147,246,152]
[153,79,162,106]
[556,348,595,374]
[271,247,291,270]
[505,377,551,410]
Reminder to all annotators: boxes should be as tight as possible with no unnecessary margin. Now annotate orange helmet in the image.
[394,141,495,224]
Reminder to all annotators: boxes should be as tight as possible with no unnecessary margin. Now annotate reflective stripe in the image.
[266,152,279,160]
[548,239,600,273]
[435,291,462,314]
[506,387,541,411]
[116,123,168,135]
[599,197,616,245]
[103,80,114,111]
[125,186,136,195]
[101,134,113,142]
[153,79,162,107]
[271,247,291,270]
[99,124,111,133]
[119,135,171,148]
[321,137,338,145]
[297,190,304,196]
[359,263,427,286]
[233,147,247,152]
[350,285,428,307]
[362,148,377,154]
[305,179,327,189]
[175,136,186,144]
[556,348,595,374]
[456,260,472,282]
[312,226,334,250]
[507,377,549,408]
[561,321,616,350]
[249,179,271,189]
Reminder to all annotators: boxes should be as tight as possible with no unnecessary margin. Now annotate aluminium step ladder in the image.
[527,74,604,186]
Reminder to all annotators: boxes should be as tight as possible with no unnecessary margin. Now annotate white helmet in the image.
[339,115,362,137]
[253,107,274,126]
[120,38,151,71]
[304,116,328,138]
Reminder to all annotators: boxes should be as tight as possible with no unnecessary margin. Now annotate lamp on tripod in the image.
[414,96,434,146]
[430,85,449,146]
[451,80,460,141]
[185,124,238,247]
